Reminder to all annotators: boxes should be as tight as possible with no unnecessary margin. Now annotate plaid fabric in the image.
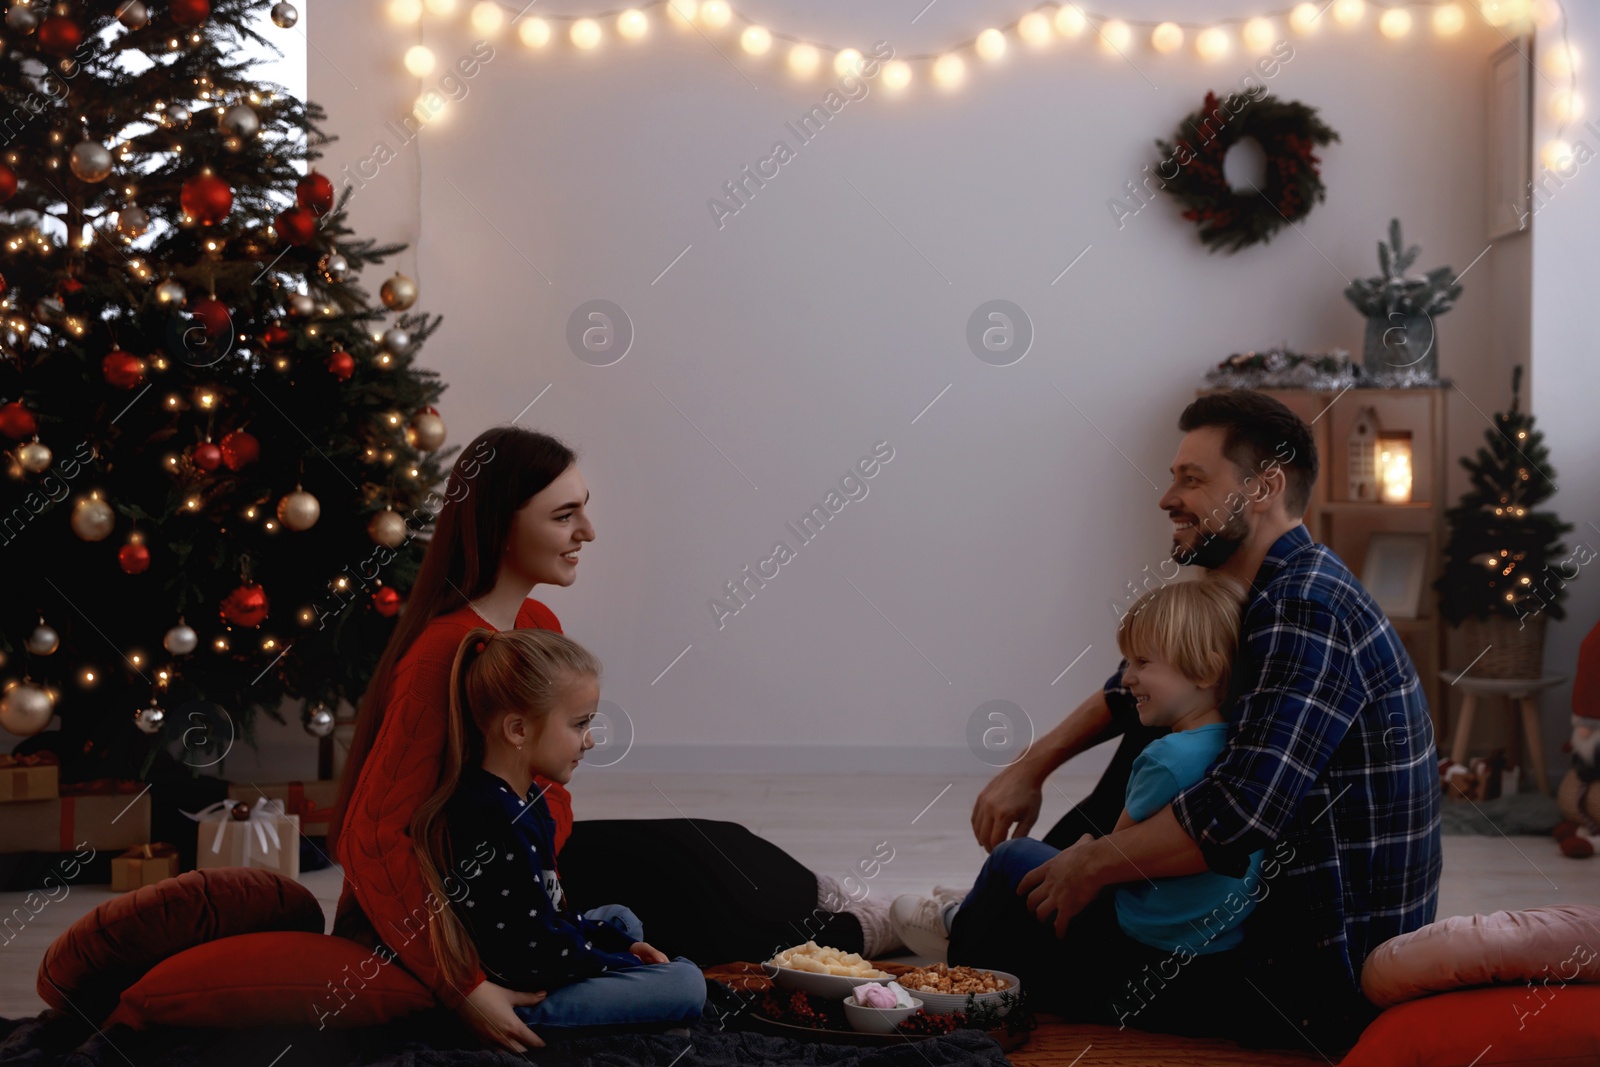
[1113,525,1442,989]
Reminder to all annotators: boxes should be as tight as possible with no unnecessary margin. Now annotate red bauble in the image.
[220,583,269,628]
[219,430,259,471]
[326,350,355,381]
[180,173,233,225]
[261,324,291,347]
[273,206,317,246]
[190,297,231,339]
[0,401,37,440]
[192,442,223,471]
[37,16,83,56]
[102,350,147,389]
[296,171,334,216]
[170,0,210,26]
[118,542,151,575]
[0,164,16,202]
[373,586,402,617]
[60,277,83,294]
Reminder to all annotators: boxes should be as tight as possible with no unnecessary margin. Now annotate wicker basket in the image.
[1460,614,1548,679]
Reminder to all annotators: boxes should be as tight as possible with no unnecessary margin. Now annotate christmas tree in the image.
[0,0,456,781]
[1434,366,1573,626]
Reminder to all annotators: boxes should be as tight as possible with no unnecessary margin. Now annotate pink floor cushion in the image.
[104,931,435,1030]
[37,867,325,1026]
[1338,984,1600,1066]
[1360,904,1600,1008]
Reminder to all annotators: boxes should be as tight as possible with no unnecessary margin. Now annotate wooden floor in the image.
[5,769,1598,1061]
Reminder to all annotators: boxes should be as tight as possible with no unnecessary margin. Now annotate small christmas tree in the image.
[1435,366,1572,626]
[0,0,456,780]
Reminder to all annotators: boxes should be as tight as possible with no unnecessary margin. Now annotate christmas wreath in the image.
[1155,91,1340,254]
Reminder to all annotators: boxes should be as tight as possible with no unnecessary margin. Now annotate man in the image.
[904,390,1441,1051]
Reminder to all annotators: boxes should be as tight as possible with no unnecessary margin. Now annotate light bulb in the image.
[932,53,965,88]
[1151,22,1183,54]
[424,0,456,14]
[388,0,423,24]
[519,17,551,47]
[699,0,731,29]
[1378,9,1412,37]
[1550,89,1585,123]
[403,45,436,77]
[741,25,772,55]
[834,48,864,76]
[975,28,1006,61]
[470,1,504,35]
[1195,26,1229,59]
[787,42,819,75]
[1290,2,1323,33]
[1098,19,1132,54]
[1054,4,1087,37]
[1242,17,1276,52]
[1018,12,1051,46]
[1432,4,1466,34]
[571,18,602,49]
[881,59,912,91]
[617,9,648,39]
[1542,44,1580,78]
[666,0,697,25]
[1541,138,1574,171]
[1333,0,1365,27]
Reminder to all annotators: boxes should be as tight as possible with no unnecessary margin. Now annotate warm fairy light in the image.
[835,48,865,76]
[1480,0,1530,27]
[519,17,551,47]
[1542,43,1580,78]
[1550,88,1585,122]
[1195,26,1230,59]
[1541,139,1574,171]
[665,0,696,25]
[787,42,820,76]
[185,496,201,510]
[195,388,217,409]
[571,18,602,49]
[1378,434,1413,503]
[213,636,229,652]
[403,45,436,77]
[1097,19,1132,54]
[388,0,422,23]
[1054,5,1087,37]
[699,0,731,29]
[1290,3,1322,33]
[932,53,965,87]
[1017,12,1051,46]
[165,394,182,409]
[1332,0,1365,27]
[80,668,97,687]
[244,506,257,519]
[1151,22,1183,54]
[975,28,1007,61]
[1379,9,1412,37]
[1433,4,1466,33]
[335,577,350,591]
[617,9,649,40]
[881,59,912,90]
[424,0,457,14]
[262,637,278,651]
[130,652,144,667]
[471,1,504,35]
[741,25,772,54]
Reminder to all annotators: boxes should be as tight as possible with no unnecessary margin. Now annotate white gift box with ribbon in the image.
[183,796,300,878]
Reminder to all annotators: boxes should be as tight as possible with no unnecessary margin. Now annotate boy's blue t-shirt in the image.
[1114,722,1266,957]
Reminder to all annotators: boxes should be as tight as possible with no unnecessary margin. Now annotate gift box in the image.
[0,779,152,853]
[186,798,300,879]
[226,779,337,834]
[110,842,180,892]
[0,752,60,802]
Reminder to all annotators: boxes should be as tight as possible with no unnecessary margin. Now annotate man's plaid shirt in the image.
[1107,524,1442,989]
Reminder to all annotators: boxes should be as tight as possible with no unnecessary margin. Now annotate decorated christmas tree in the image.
[0,0,455,781]
[1435,366,1572,626]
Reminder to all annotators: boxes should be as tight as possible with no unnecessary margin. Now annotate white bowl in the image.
[893,969,1022,1016]
[843,995,924,1034]
[761,963,895,1001]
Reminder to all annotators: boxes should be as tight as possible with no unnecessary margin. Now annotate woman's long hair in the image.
[326,426,577,856]
[410,627,603,989]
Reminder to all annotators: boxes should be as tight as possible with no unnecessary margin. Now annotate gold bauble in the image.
[367,508,407,548]
[17,440,52,473]
[0,683,54,736]
[379,273,418,311]
[408,412,446,452]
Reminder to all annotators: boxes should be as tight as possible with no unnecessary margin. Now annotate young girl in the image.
[892,574,1265,999]
[412,626,706,1038]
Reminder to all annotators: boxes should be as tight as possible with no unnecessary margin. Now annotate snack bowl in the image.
[895,969,1022,1016]
[843,994,925,1034]
[762,963,894,1001]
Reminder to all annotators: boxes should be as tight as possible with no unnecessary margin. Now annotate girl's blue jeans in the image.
[512,905,706,1033]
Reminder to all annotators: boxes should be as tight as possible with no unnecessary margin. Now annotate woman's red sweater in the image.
[331,598,573,1009]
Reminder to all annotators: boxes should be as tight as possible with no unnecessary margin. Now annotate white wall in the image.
[253,1,1534,775]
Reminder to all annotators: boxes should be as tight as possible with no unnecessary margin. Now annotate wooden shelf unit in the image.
[1199,386,1450,739]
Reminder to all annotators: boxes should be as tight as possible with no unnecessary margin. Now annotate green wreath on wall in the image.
[1155,91,1341,254]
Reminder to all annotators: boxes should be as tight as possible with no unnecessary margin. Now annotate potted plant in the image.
[1344,218,1463,379]
[1434,367,1573,678]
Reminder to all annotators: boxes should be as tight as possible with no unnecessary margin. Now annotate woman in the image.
[328,426,896,1054]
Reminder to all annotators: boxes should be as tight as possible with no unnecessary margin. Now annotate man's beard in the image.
[1171,510,1249,569]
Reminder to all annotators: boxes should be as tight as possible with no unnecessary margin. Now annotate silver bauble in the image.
[218,103,259,138]
[270,1,298,28]
[276,489,320,531]
[288,293,315,317]
[163,623,199,655]
[69,141,113,183]
[380,327,409,353]
[159,103,191,128]
[25,624,59,656]
[116,1,149,29]
[70,496,115,541]
[367,508,407,549]
[379,273,417,311]
[116,205,149,237]
[323,253,348,280]
[134,704,165,734]
[17,440,52,473]
[5,5,39,33]
[304,703,334,738]
[0,684,53,736]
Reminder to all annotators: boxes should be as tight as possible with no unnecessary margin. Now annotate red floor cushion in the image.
[104,931,435,1030]
[37,867,325,1026]
[1337,984,1600,1066]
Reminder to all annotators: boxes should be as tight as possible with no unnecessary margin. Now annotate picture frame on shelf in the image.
[1363,532,1431,619]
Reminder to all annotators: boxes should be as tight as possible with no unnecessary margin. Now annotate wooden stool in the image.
[1438,673,1567,796]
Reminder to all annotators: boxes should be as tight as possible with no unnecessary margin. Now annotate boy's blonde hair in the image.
[1116,573,1248,697]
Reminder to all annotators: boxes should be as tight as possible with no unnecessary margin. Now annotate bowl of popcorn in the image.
[842,982,923,1034]
[893,963,1021,1016]
[763,941,894,1000]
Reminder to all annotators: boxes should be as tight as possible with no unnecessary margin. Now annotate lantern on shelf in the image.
[1347,407,1381,502]
[1378,431,1414,504]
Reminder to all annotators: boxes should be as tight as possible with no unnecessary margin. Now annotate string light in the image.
[1242,17,1276,52]
[666,0,696,25]
[1151,22,1184,54]
[571,18,602,49]
[1333,0,1366,27]
[1549,88,1584,122]
[881,59,912,91]
[787,42,820,77]
[1195,26,1231,59]
[424,0,457,14]
[404,45,436,76]
[1017,12,1052,47]
[1055,5,1088,37]
[699,0,731,29]
[933,52,965,88]
[834,48,863,76]
[387,0,422,23]
[617,9,649,40]
[740,25,772,55]
[1290,2,1323,33]
[519,17,551,47]
[1378,9,1413,38]
[470,1,504,35]
[975,28,1007,61]
[1098,19,1133,55]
